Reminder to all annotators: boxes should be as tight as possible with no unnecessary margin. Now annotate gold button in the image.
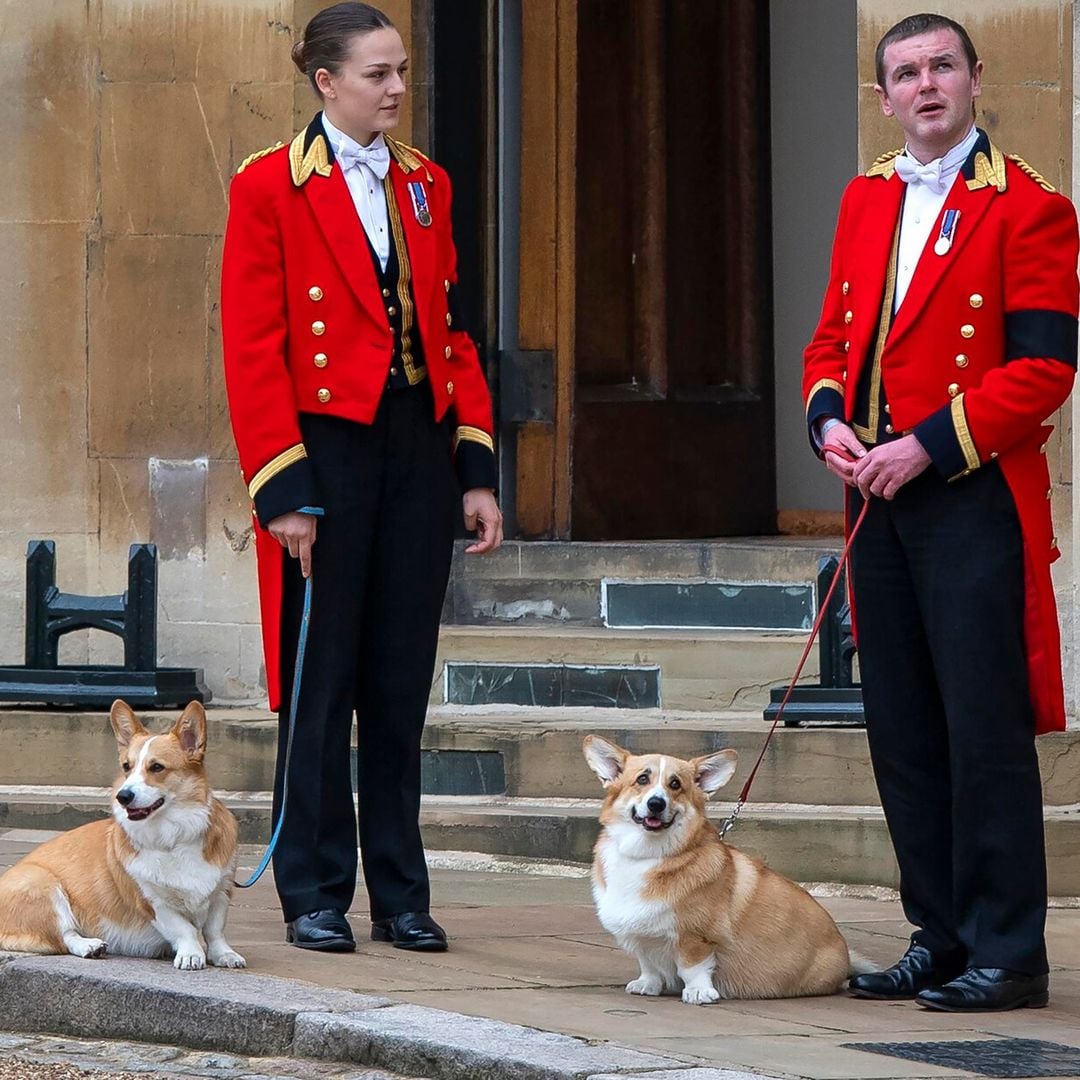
[446,312,452,326]
[842,281,849,295]
[1052,536,1059,548]
[444,279,450,292]
[312,320,326,336]
[969,293,983,308]
[390,366,398,376]
[990,452,998,460]
[308,286,323,302]
[444,345,452,359]
[314,352,328,368]
[1047,488,1053,500]
[446,380,454,395]
[844,310,853,324]
[1040,443,1048,454]
[842,371,847,381]
[884,404,891,414]
[948,383,960,397]
[382,288,391,298]
[388,305,397,316]
[960,323,974,339]
[317,388,331,403]
[885,423,894,434]
[955,353,969,368]
[844,341,850,352]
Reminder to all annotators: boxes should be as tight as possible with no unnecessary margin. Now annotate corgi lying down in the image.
[584,736,867,1002]
[0,700,244,970]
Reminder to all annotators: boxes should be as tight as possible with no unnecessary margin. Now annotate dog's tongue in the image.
[644,816,663,830]
[125,798,164,821]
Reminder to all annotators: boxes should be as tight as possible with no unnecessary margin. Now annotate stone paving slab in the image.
[296,1003,689,1080]
[5,833,1080,1079]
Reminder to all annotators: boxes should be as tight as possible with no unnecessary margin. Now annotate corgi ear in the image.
[692,749,738,796]
[583,735,628,786]
[172,701,208,762]
[110,699,147,749]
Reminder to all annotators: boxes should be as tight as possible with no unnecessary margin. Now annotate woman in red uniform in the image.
[221,2,502,954]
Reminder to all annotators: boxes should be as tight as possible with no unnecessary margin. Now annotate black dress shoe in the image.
[285,909,356,952]
[371,911,448,952]
[849,941,966,1000]
[917,967,1049,1012]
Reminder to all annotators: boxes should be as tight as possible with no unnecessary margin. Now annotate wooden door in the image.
[570,0,776,539]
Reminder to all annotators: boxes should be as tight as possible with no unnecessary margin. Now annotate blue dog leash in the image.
[235,573,313,888]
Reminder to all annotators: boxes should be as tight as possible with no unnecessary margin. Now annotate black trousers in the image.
[849,463,1048,975]
[271,384,457,923]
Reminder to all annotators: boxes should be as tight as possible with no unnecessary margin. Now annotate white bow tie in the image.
[894,154,947,194]
[339,142,390,179]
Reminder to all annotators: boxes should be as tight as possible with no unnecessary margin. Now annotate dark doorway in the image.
[572,0,776,540]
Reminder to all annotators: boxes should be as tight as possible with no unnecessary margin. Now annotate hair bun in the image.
[290,39,307,74]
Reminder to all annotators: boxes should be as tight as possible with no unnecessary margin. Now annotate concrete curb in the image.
[0,953,751,1080]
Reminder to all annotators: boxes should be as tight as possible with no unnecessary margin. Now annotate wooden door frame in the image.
[514,0,576,538]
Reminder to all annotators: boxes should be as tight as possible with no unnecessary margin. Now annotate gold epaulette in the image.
[1006,153,1056,193]
[386,135,434,182]
[865,148,902,179]
[236,141,285,175]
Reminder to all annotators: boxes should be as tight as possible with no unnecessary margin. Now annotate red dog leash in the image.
[719,447,869,840]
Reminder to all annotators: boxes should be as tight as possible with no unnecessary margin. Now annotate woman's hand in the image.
[463,489,504,555]
[268,511,318,578]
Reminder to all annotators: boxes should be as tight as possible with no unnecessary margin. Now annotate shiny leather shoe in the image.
[917,967,1049,1012]
[285,909,356,952]
[371,911,448,952]
[849,941,966,1000]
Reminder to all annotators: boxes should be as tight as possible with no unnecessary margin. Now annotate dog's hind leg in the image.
[0,864,67,955]
[52,886,107,958]
[203,887,245,969]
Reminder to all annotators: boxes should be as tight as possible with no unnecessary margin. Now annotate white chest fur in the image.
[594,847,676,942]
[128,841,228,919]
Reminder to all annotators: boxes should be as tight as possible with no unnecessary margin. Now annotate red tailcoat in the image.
[804,133,1079,734]
[221,118,496,709]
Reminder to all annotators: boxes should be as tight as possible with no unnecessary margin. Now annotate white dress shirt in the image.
[321,114,391,271]
[893,124,979,311]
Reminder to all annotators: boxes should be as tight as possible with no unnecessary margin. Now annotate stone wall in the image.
[0,1,412,702]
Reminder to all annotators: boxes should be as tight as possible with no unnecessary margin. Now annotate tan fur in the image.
[0,700,243,969]
[584,737,850,1001]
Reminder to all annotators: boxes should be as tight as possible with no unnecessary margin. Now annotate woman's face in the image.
[316,27,408,142]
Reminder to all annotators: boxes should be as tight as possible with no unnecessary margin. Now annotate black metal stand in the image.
[0,540,210,708]
[763,555,864,727]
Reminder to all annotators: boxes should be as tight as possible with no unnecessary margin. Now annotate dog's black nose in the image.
[647,795,666,814]
[116,788,135,806]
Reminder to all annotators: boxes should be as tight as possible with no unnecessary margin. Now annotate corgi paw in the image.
[626,975,664,996]
[173,949,207,971]
[682,985,720,1005]
[209,947,246,969]
[69,937,108,959]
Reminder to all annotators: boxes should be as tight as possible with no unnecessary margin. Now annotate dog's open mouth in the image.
[124,797,165,822]
[631,808,677,831]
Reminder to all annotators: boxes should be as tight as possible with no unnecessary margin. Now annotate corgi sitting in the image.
[584,736,864,1002]
[0,700,245,971]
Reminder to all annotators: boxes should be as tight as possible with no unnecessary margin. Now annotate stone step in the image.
[432,625,818,711]
[444,538,843,627]
[4,707,1080,808]
[3,786,1080,895]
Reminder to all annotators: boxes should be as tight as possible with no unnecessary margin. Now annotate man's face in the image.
[875,28,982,159]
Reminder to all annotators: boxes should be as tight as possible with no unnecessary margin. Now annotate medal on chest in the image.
[407,181,432,227]
[934,208,960,256]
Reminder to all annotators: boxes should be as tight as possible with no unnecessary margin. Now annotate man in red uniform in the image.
[805,13,1078,1011]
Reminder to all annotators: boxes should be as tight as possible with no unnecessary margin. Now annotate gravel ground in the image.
[0,1035,421,1080]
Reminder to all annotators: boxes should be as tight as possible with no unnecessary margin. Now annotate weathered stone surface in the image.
[0,955,391,1056]
[294,1003,684,1080]
[88,235,211,459]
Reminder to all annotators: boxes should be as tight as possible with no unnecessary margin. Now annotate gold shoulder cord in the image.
[237,141,284,174]
[1006,154,1056,193]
